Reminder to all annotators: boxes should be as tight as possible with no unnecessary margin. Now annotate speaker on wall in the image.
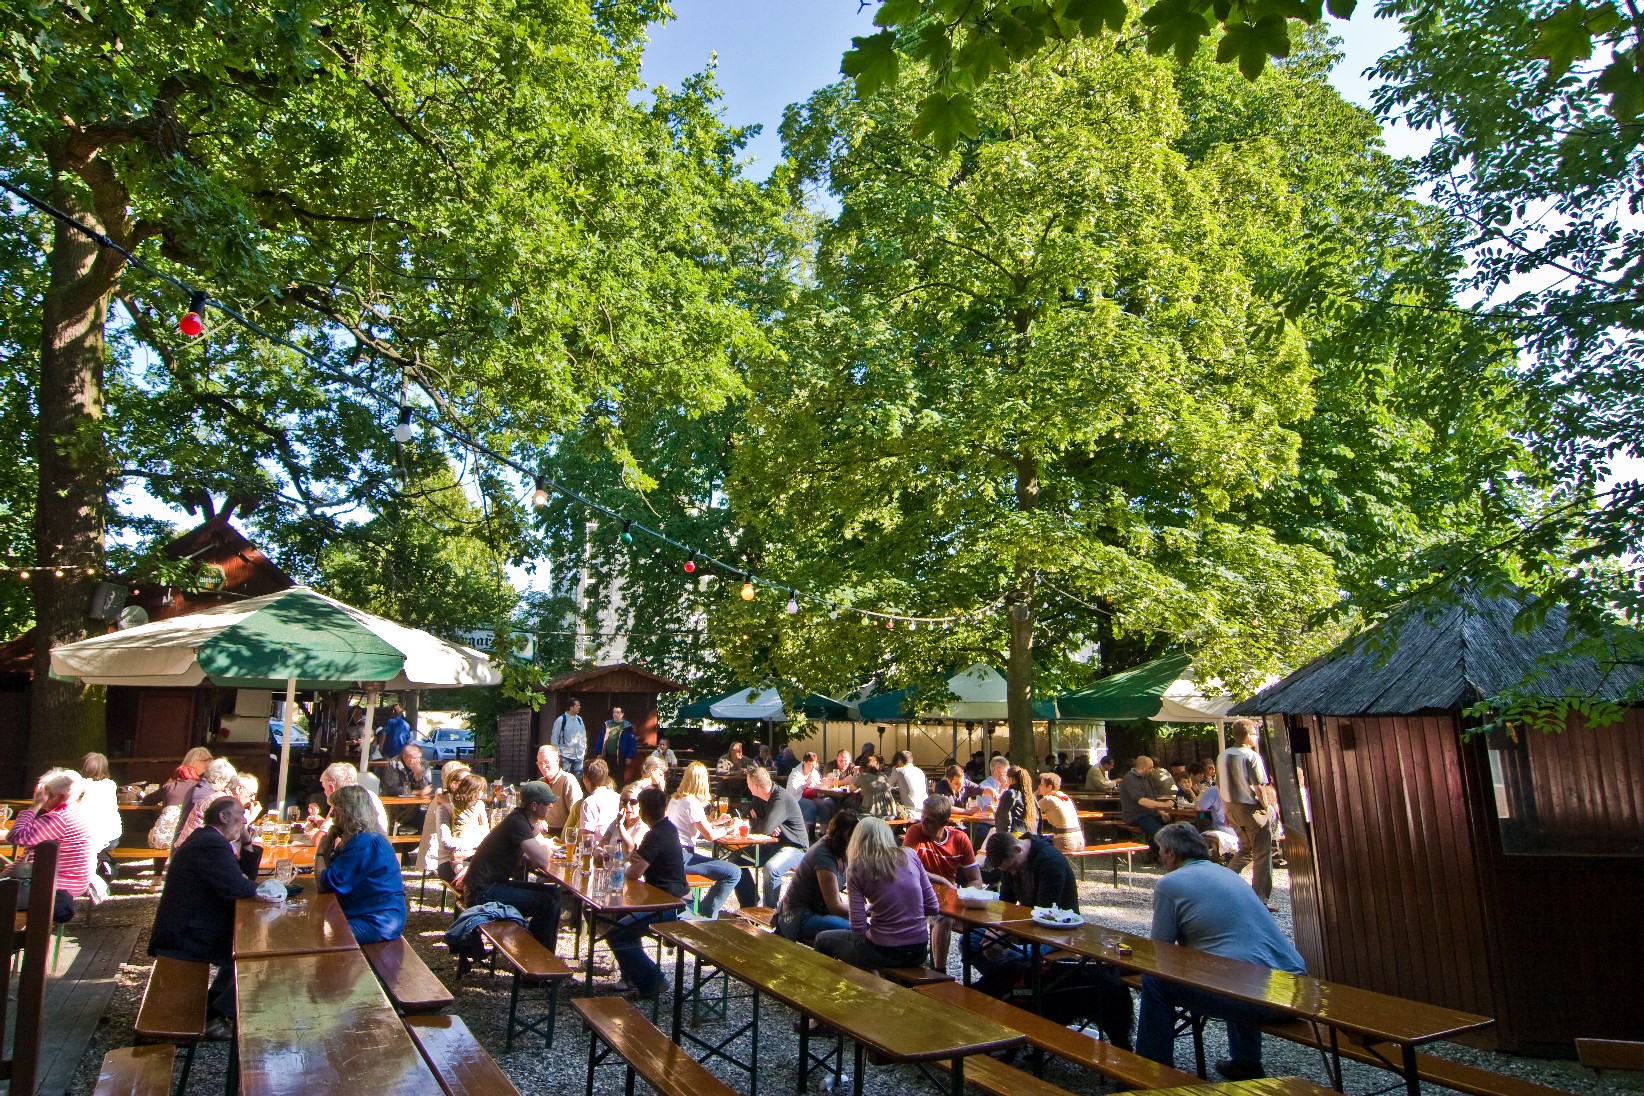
[87,582,129,622]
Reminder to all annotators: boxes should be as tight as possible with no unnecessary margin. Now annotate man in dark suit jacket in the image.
[149,795,261,1036]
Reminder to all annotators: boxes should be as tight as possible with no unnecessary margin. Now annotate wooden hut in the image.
[536,662,686,763]
[1237,586,1644,1053]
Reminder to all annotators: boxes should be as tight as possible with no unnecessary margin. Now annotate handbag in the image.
[148,805,182,849]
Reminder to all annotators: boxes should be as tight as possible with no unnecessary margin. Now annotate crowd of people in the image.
[13,708,1295,1082]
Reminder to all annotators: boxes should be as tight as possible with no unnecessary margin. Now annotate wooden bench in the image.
[92,1045,177,1096]
[572,997,737,1096]
[1262,1020,1579,1096]
[109,847,171,866]
[477,920,574,1051]
[1066,841,1150,885]
[878,966,955,987]
[916,981,1201,1090]
[362,936,454,1013]
[134,957,209,1094]
[733,905,775,930]
[928,1055,1075,1096]
[1576,1038,1644,1077]
[405,1014,521,1096]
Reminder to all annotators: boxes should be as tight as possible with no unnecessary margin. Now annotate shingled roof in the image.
[1234,585,1644,717]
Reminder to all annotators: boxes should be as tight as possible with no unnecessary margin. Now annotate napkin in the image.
[255,880,287,904]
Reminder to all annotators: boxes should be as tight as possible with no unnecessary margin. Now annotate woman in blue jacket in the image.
[318,785,406,943]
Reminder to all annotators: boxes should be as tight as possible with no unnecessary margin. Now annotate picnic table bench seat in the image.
[134,955,209,1093]
[91,1044,177,1096]
[362,936,454,1013]
[927,1055,1076,1096]
[572,997,738,1096]
[108,847,171,863]
[1576,1038,1644,1076]
[733,905,775,930]
[1065,841,1150,884]
[916,981,1201,1090]
[405,1014,521,1096]
[477,920,574,1051]
[878,965,955,987]
[1261,1020,1578,1096]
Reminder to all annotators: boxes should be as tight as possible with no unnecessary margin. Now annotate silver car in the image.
[422,728,475,762]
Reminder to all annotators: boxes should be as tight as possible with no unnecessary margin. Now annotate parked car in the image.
[421,727,475,763]
[269,717,310,748]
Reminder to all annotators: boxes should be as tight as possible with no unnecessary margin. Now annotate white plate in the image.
[1030,910,1083,928]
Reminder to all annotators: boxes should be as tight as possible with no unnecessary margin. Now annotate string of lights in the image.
[2,176,1000,629]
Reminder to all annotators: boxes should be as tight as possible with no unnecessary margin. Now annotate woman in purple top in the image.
[814,816,938,971]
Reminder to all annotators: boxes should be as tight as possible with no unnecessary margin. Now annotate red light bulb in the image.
[683,559,696,573]
[178,311,203,337]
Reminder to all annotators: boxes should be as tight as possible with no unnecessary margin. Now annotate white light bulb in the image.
[393,423,415,443]
[785,597,799,615]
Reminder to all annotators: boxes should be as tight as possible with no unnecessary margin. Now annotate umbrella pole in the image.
[276,677,297,820]
[359,686,380,776]
[1216,718,1226,754]
[822,716,828,763]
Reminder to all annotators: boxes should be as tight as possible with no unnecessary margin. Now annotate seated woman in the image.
[435,772,492,885]
[317,785,406,944]
[994,765,1038,837]
[664,762,741,918]
[851,756,896,819]
[814,816,937,972]
[1036,771,1085,854]
[776,810,859,944]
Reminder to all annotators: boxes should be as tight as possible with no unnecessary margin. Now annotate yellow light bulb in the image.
[740,581,755,601]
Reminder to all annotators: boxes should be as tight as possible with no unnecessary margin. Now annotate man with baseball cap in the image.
[462,780,562,950]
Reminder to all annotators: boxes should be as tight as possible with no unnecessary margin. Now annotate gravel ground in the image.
[56,863,1629,1096]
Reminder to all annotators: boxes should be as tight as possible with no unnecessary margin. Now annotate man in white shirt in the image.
[536,744,584,831]
[977,755,1010,813]
[548,699,587,777]
[889,751,928,817]
[1216,719,1276,905]
[786,751,833,827]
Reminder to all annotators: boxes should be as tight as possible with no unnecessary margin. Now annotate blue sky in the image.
[638,1,1426,177]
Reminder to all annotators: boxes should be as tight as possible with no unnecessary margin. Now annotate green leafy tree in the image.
[841,0,1363,151]
[740,42,1342,766]
[0,0,769,768]
[1371,0,1644,659]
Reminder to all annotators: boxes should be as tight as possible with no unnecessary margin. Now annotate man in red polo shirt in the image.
[902,794,980,970]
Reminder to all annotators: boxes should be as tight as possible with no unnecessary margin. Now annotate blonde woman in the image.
[665,761,740,918]
[317,785,405,943]
[1036,771,1085,854]
[77,752,123,869]
[436,773,492,885]
[419,762,472,873]
[813,816,937,970]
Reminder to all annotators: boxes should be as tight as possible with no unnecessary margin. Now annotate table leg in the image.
[1329,1026,1344,1092]
[1401,1043,1419,1096]
[851,1042,866,1096]
[749,990,761,1096]
[1029,942,1044,1012]
[583,906,596,996]
[797,1012,811,1093]
[670,944,687,1041]
[949,1056,965,1096]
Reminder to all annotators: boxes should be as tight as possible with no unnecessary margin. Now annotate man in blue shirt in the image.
[1136,822,1306,1081]
[377,704,413,761]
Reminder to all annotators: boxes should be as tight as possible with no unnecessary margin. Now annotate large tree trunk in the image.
[1005,453,1039,768]
[29,160,126,774]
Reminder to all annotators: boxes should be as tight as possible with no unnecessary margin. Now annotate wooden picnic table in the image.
[377,795,431,806]
[257,845,316,872]
[540,858,686,995]
[652,919,1025,1096]
[232,893,356,959]
[234,946,440,1096]
[993,918,1492,1096]
[934,885,1035,927]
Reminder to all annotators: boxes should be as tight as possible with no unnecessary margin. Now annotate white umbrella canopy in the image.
[708,687,787,721]
[51,587,499,811]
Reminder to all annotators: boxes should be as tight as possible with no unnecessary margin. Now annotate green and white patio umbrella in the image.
[50,587,499,812]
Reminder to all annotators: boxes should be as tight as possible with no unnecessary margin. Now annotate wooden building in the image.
[536,662,686,761]
[1237,587,1644,1053]
[0,505,295,791]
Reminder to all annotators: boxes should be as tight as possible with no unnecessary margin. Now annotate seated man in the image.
[902,795,979,968]
[735,767,809,908]
[460,781,562,959]
[381,742,435,831]
[320,761,390,835]
[1085,754,1118,793]
[1118,755,1174,849]
[786,751,834,828]
[939,764,983,810]
[1136,823,1305,1081]
[963,830,1132,1046]
[149,796,261,1037]
[535,744,583,832]
[9,768,96,922]
[715,740,753,776]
